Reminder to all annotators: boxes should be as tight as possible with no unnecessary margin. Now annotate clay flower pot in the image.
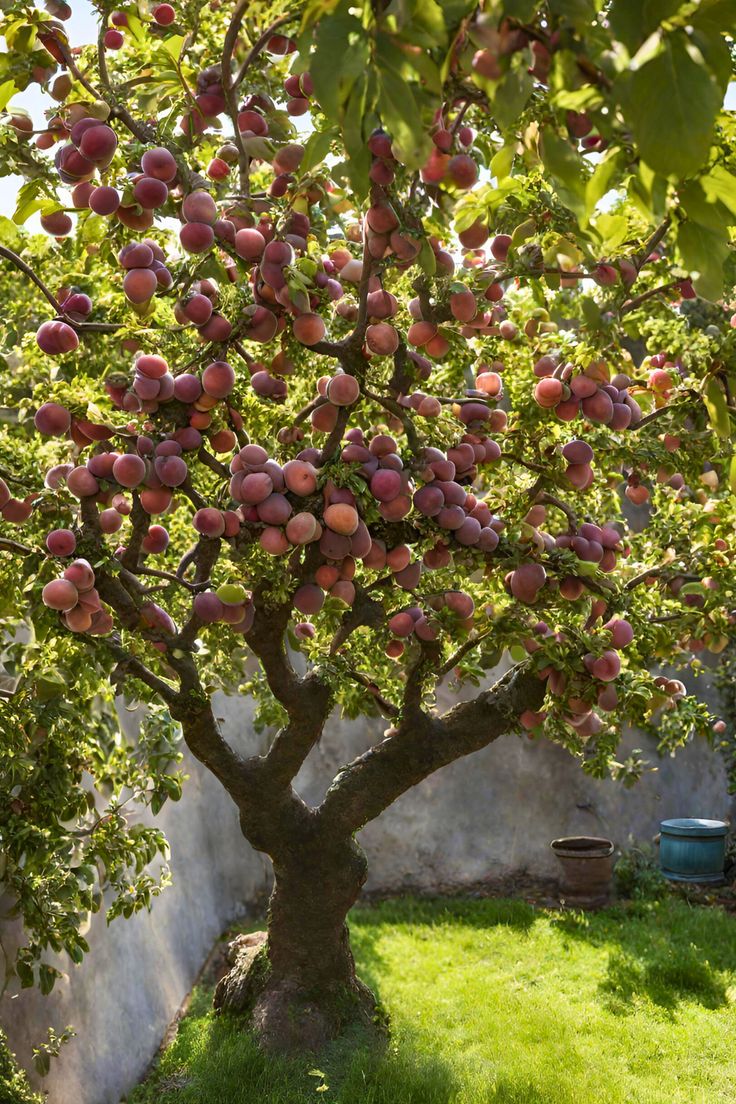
[551,836,615,908]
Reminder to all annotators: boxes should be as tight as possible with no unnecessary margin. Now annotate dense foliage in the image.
[0,0,735,1021]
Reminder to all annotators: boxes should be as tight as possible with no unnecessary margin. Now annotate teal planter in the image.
[660,818,727,883]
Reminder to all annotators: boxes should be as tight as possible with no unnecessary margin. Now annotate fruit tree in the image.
[1,0,736,1054]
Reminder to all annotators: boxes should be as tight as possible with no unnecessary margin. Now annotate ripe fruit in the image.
[293,313,326,346]
[37,320,79,356]
[202,360,235,398]
[35,402,71,436]
[112,453,146,488]
[510,563,546,603]
[152,3,175,24]
[326,374,360,406]
[180,222,214,253]
[46,529,76,556]
[42,578,78,611]
[141,147,177,182]
[193,508,226,537]
[182,190,217,224]
[104,28,124,49]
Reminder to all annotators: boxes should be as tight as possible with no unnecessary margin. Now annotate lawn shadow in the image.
[551,901,735,1016]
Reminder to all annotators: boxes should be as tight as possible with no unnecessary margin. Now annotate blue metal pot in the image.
[659,818,727,883]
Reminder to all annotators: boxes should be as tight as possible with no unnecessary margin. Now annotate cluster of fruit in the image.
[41,557,112,634]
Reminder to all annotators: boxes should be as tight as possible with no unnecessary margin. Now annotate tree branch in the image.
[319,662,544,833]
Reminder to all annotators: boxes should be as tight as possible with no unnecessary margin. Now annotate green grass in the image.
[129,897,736,1104]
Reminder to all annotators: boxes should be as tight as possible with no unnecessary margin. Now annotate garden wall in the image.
[3,666,733,1104]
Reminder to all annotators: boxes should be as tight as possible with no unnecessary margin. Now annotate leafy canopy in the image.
[0,0,735,1000]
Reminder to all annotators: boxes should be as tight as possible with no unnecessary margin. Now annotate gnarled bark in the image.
[214,835,382,1052]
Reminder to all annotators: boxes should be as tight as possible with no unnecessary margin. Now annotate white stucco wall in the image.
[2,673,733,1104]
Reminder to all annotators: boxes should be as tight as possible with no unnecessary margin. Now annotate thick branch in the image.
[320,662,544,832]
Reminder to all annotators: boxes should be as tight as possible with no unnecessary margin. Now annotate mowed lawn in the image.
[130,897,736,1104]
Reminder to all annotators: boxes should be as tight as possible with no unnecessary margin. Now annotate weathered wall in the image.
[2,671,733,1104]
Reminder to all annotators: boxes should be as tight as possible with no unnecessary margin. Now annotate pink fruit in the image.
[36,320,79,356]
[293,583,323,615]
[42,578,78,611]
[326,374,360,406]
[510,563,546,603]
[46,528,77,556]
[112,453,146,488]
[142,525,169,554]
[182,190,217,224]
[235,227,266,260]
[605,618,634,648]
[193,508,225,537]
[534,378,563,408]
[63,559,95,591]
[67,467,99,497]
[152,3,175,24]
[293,313,326,346]
[141,147,177,182]
[34,402,71,436]
[285,511,319,545]
[283,460,317,496]
[323,503,359,536]
[591,649,621,682]
[193,591,225,622]
[202,360,235,398]
[124,268,157,303]
[180,222,214,253]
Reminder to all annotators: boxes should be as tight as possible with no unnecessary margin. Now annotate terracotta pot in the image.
[550,836,615,907]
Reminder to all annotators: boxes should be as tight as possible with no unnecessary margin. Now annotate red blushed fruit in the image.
[182,190,217,224]
[207,157,230,180]
[293,313,326,346]
[180,222,214,253]
[202,360,235,398]
[89,186,120,215]
[124,268,158,304]
[141,147,177,182]
[133,176,169,209]
[34,402,71,436]
[36,320,79,356]
[41,211,73,236]
[235,227,265,260]
[104,28,124,49]
[448,154,478,190]
[152,3,176,25]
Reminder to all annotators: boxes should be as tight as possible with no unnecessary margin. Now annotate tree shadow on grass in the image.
[133,1002,582,1104]
[551,900,734,1015]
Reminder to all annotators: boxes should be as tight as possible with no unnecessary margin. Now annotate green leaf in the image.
[0,214,20,248]
[301,126,337,173]
[702,378,731,438]
[377,65,431,169]
[490,143,515,181]
[609,0,687,53]
[617,34,722,179]
[700,166,736,219]
[501,0,538,19]
[417,236,437,276]
[591,212,628,253]
[310,8,366,122]
[342,76,373,199]
[584,149,625,221]
[160,34,186,63]
[677,219,729,301]
[487,65,534,131]
[728,453,736,494]
[0,79,17,111]
[539,127,586,219]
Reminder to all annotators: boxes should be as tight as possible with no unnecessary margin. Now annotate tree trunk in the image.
[214,834,383,1052]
